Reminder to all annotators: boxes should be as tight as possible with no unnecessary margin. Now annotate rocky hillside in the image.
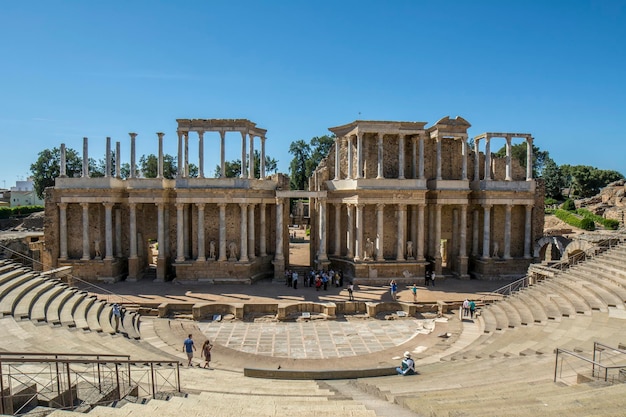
[576,179,626,228]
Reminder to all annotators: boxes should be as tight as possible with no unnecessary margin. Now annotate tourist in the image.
[425,270,430,287]
[462,299,470,317]
[202,340,213,369]
[182,334,196,367]
[348,283,355,301]
[112,303,122,332]
[469,300,476,319]
[339,270,344,287]
[315,275,322,291]
[396,351,416,376]
[322,272,329,291]
[431,272,436,287]
[390,280,398,300]
[411,284,418,303]
[292,271,298,289]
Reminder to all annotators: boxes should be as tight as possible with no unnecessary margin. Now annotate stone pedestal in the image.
[127,258,140,282]
[156,260,167,282]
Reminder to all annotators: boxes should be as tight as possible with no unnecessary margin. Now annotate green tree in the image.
[540,158,563,200]
[288,140,311,190]
[30,147,82,199]
[561,165,624,198]
[139,154,178,179]
[495,142,550,177]
[214,151,278,178]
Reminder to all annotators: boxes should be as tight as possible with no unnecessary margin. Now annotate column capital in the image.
[275,197,284,205]
[376,203,385,211]
[196,202,205,210]
[103,202,115,209]
[333,202,341,209]
[80,202,89,209]
[482,203,493,209]
[217,202,227,209]
[175,203,185,209]
[397,203,407,211]
[197,130,204,138]
[58,202,67,209]
[157,132,165,139]
[129,132,137,139]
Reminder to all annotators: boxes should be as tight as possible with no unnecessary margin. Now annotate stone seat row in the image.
[0,261,140,339]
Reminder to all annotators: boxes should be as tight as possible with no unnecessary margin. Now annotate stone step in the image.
[556,275,609,311]
[513,290,548,323]
[72,296,97,330]
[13,279,57,319]
[0,272,38,311]
[567,270,626,306]
[528,283,574,318]
[30,284,68,322]
[538,279,592,315]
[59,291,89,327]
[506,296,535,326]
[45,288,79,326]
[0,275,45,316]
[495,298,523,328]
[85,300,106,333]
[0,266,28,285]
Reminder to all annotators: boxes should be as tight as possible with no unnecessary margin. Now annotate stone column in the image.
[434,205,442,271]
[115,207,122,258]
[82,137,89,178]
[129,203,137,259]
[248,203,255,260]
[436,137,442,180]
[411,137,417,179]
[177,131,183,178]
[183,204,189,258]
[248,134,255,179]
[505,136,512,181]
[239,203,249,262]
[260,203,267,256]
[526,137,534,180]
[198,131,205,178]
[524,204,533,258]
[461,137,468,180]
[417,203,425,261]
[115,142,121,179]
[129,133,137,179]
[157,132,164,179]
[377,133,384,179]
[452,208,458,268]
[59,203,68,260]
[346,204,354,258]
[418,134,425,179]
[184,132,189,178]
[334,203,341,256]
[472,209,479,256]
[354,204,364,261]
[484,136,492,181]
[474,139,480,181]
[157,203,165,260]
[396,204,406,261]
[104,203,114,260]
[482,204,492,258]
[376,203,384,261]
[176,203,185,262]
[459,204,468,277]
[398,134,405,179]
[105,137,111,178]
[356,132,364,179]
[60,143,67,178]
[334,136,341,180]
[347,136,353,180]
[410,205,417,253]
[220,130,226,178]
[81,203,90,260]
[504,204,512,259]
[240,132,247,178]
[260,136,266,179]
[218,203,227,261]
[275,199,284,260]
[196,203,206,261]
[318,199,328,262]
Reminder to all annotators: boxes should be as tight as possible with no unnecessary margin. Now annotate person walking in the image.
[182,334,196,367]
[112,303,122,332]
[390,280,398,301]
[431,272,436,287]
[348,283,355,301]
[462,299,470,317]
[292,271,298,289]
[201,340,213,369]
[411,284,418,303]
[469,300,476,319]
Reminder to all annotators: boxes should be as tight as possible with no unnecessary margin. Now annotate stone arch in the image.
[533,236,570,261]
[561,240,595,262]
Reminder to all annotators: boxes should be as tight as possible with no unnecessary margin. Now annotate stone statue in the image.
[406,241,414,259]
[209,241,216,260]
[94,239,102,260]
[363,238,372,260]
[228,242,238,261]
[492,242,499,258]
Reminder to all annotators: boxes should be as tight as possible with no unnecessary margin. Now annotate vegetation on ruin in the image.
[0,205,44,219]
[288,135,335,190]
[561,199,576,211]
[553,208,595,231]
[214,150,278,178]
[30,147,82,199]
[575,208,620,230]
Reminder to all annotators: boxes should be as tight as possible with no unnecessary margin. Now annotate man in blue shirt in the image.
[182,334,196,367]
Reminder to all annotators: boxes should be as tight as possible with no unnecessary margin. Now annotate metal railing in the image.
[0,352,180,415]
[554,344,626,385]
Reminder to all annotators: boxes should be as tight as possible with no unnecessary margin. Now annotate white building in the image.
[10,179,44,207]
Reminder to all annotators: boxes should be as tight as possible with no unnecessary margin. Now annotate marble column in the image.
[524,204,533,258]
[59,203,68,260]
[198,131,205,178]
[526,137,534,180]
[346,204,354,258]
[354,204,363,261]
[411,137,417,179]
[318,199,328,262]
[115,142,121,179]
[396,204,406,261]
[434,205,442,266]
[183,204,189,258]
[260,136,266,179]
[452,208,458,265]
[461,137,468,180]
[82,137,89,178]
[218,203,227,261]
[129,203,137,259]
[505,136,512,181]
[196,203,206,261]
[334,137,341,180]
[129,133,137,179]
[356,132,364,179]
[474,139,480,181]
[115,207,122,258]
[176,203,185,262]
[248,134,255,179]
[417,203,425,261]
[177,132,183,178]
[157,203,165,260]
[410,205,417,254]
[248,203,255,260]
[376,203,384,261]
[105,137,111,178]
[377,133,384,179]
[398,134,405,179]
[482,204,492,258]
[183,132,189,178]
[240,132,247,178]
[60,144,67,178]
[81,203,90,260]
[418,135,425,179]
[260,203,267,256]
[459,205,467,258]
[347,136,354,180]
[275,199,284,261]
[104,203,114,260]
[436,137,443,180]
[472,209,479,256]
[484,136,492,181]
[220,131,226,178]
[239,203,249,262]
[334,203,341,256]
[504,204,512,259]
[157,132,164,179]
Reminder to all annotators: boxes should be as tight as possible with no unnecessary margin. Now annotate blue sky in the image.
[1,0,625,188]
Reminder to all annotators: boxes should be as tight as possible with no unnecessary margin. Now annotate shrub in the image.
[561,199,576,211]
[544,197,559,206]
[576,208,620,230]
[579,217,595,231]
[554,209,595,231]
[0,207,10,219]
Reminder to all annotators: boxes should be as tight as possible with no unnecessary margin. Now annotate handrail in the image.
[0,352,130,360]
[554,346,626,383]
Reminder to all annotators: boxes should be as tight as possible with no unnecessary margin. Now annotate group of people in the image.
[462,299,477,319]
[183,334,213,368]
[425,270,436,286]
[284,269,347,291]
